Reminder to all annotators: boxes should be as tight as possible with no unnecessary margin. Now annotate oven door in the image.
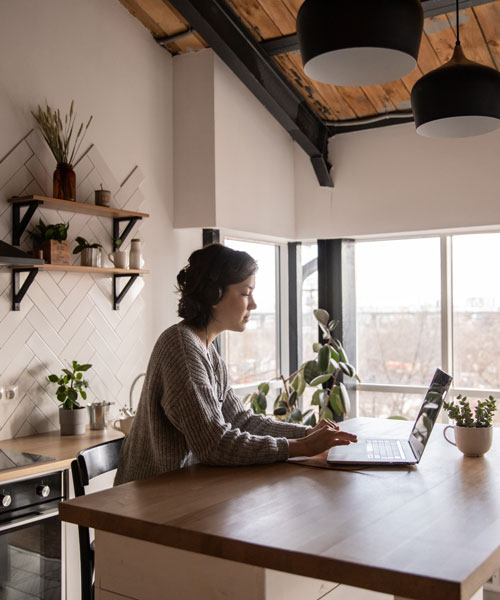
[0,474,62,600]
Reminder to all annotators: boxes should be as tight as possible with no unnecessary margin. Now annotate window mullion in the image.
[440,235,453,377]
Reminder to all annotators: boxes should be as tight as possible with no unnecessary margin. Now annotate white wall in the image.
[214,54,296,239]
[174,50,296,240]
[295,121,500,239]
[174,50,216,229]
[0,0,200,439]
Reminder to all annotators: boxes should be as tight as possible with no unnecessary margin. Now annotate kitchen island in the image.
[58,418,498,600]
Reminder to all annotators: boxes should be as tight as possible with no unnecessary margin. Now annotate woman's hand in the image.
[306,418,340,436]
[288,421,357,458]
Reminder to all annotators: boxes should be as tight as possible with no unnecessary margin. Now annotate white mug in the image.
[112,416,134,435]
[108,250,128,269]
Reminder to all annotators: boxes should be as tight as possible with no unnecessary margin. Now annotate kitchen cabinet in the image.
[7,195,150,310]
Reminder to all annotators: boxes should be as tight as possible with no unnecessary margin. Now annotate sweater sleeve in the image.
[165,381,290,465]
[223,387,310,440]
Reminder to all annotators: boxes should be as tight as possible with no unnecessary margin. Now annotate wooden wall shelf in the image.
[9,264,150,275]
[8,195,149,220]
[8,195,150,310]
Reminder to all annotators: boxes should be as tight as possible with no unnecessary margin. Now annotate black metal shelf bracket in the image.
[113,217,142,250]
[12,200,42,246]
[12,268,39,311]
[113,273,141,310]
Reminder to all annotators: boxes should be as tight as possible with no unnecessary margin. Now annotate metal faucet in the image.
[128,373,146,415]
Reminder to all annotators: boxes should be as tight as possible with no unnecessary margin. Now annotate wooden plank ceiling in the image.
[119,0,500,126]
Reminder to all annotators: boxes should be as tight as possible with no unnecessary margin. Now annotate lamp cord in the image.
[456,0,460,46]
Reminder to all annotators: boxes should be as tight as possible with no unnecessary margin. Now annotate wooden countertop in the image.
[58,418,500,599]
[0,428,123,482]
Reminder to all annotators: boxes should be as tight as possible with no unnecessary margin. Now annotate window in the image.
[355,232,500,423]
[223,238,280,386]
[356,238,441,388]
[452,233,500,391]
[301,243,318,366]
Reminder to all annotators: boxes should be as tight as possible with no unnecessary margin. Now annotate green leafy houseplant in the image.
[245,309,360,426]
[73,236,103,254]
[32,100,92,165]
[48,361,92,409]
[29,219,69,242]
[444,394,497,428]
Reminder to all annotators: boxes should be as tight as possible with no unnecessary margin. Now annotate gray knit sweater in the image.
[114,323,308,484]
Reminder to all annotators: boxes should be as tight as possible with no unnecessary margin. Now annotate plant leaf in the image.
[313,309,329,326]
[339,382,351,414]
[258,382,269,396]
[317,345,330,371]
[303,360,320,384]
[310,373,332,386]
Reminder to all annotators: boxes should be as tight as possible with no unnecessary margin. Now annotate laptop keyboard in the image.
[366,439,406,460]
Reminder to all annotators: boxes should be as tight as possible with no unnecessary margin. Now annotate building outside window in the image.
[223,238,280,386]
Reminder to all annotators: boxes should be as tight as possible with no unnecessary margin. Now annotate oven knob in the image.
[36,485,51,498]
[0,493,11,508]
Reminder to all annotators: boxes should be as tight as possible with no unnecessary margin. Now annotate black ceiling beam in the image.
[261,0,495,56]
[165,0,333,187]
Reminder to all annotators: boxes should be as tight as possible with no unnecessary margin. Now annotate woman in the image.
[115,243,356,485]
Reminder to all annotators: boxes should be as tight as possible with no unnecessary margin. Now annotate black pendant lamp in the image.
[411,0,500,138]
[296,0,424,87]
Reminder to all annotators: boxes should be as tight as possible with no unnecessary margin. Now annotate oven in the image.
[0,470,63,600]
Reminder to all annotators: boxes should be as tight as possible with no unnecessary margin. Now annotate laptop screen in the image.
[409,368,452,461]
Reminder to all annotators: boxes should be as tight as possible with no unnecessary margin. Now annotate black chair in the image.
[71,438,124,600]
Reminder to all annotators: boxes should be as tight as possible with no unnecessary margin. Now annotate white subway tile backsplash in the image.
[0,139,33,190]
[88,146,119,195]
[0,135,148,439]
[25,154,51,194]
[26,306,65,355]
[58,296,94,343]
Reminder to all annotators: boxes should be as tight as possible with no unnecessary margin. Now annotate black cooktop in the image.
[0,448,55,472]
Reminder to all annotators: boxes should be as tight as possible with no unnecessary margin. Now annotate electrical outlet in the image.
[6,386,18,400]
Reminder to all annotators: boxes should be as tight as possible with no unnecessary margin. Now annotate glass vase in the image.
[53,163,76,201]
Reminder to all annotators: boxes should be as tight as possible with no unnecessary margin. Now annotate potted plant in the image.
[73,236,103,267]
[48,361,92,435]
[245,308,360,426]
[443,394,497,457]
[28,219,70,264]
[32,100,92,201]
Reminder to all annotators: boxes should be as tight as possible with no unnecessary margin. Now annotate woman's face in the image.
[211,275,257,333]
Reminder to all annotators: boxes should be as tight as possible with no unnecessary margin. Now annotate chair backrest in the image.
[71,437,124,600]
[75,437,124,492]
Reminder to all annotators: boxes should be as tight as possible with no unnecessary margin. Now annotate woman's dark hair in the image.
[177,243,257,329]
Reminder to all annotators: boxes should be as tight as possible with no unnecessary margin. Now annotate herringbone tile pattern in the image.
[0,131,148,440]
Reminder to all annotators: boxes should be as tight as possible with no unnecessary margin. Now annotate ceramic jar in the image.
[129,238,143,270]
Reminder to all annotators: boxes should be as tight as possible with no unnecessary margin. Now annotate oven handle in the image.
[0,509,60,533]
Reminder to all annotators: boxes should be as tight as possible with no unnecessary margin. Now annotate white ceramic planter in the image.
[444,424,493,457]
[59,406,88,435]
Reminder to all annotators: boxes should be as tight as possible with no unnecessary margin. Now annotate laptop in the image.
[326,368,452,466]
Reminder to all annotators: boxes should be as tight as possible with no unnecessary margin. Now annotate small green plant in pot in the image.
[48,361,92,435]
[443,394,497,457]
[73,236,102,267]
[28,219,70,265]
[245,309,360,426]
